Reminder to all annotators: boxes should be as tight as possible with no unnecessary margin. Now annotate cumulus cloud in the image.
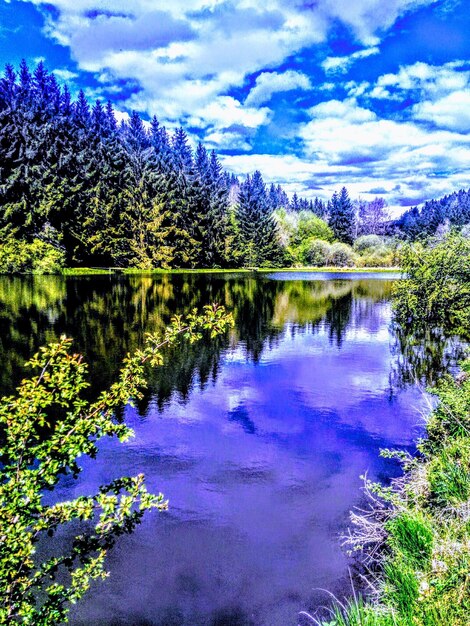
[367,61,470,131]
[245,70,312,106]
[52,68,78,81]
[370,60,470,100]
[321,47,379,74]
[187,96,272,130]
[413,91,470,132]
[20,0,437,128]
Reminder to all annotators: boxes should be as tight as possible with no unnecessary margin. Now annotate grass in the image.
[317,361,470,626]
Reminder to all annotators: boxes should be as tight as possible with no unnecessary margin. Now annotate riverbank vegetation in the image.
[312,234,470,626]
[0,305,233,625]
[1,61,470,275]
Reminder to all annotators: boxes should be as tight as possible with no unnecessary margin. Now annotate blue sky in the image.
[1,0,469,213]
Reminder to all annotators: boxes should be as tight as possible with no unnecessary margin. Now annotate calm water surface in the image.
[0,272,458,626]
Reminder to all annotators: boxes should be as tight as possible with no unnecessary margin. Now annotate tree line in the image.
[1,61,469,270]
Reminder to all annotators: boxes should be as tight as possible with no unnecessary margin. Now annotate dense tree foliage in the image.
[396,189,470,240]
[1,60,469,271]
[393,233,470,337]
[234,170,284,266]
[328,187,356,245]
[0,62,294,269]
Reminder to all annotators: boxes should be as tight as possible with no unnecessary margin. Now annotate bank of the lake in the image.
[60,266,400,276]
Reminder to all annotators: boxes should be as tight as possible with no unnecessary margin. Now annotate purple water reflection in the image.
[55,285,428,626]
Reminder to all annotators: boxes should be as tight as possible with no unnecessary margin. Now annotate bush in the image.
[353,234,383,253]
[0,237,65,274]
[327,242,356,267]
[298,238,331,266]
[296,211,334,243]
[392,233,470,337]
[357,249,395,268]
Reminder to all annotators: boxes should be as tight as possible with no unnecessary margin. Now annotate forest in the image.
[1,61,470,274]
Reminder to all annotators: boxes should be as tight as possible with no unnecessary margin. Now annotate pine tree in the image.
[235,171,282,267]
[328,187,355,244]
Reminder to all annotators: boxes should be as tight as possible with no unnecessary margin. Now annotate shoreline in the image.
[59,266,401,276]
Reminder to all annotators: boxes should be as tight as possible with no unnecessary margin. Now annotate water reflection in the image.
[0,272,464,626]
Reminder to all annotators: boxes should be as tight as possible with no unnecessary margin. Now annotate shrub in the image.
[327,242,356,267]
[424,361,470,451]
[427,439,470,506]
[296,211,334,244]
[358,250,395,268]
[0,305,233,625]
[0,237,65,274]
[353,234,383,253]
[392,233,470,337]
[298,238,331,266]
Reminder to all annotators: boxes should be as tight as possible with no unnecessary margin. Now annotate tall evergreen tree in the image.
[328,187,355,244]
[235,170,282,266]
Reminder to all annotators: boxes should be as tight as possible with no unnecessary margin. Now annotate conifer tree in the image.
[328,187,355,244]
[235,170,282,266]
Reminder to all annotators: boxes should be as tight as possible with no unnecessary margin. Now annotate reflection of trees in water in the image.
[0,276,67,397]
[390,322,467,389]
[2,273,449,411]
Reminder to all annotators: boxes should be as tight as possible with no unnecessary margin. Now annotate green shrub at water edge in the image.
[327,242,356,267]
[392,233,470,337]
[427,439,470,507]
[0,237,65,274]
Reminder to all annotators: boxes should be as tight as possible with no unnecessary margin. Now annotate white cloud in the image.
[370,60,470,99]
[321,47,379,75]
[187,96,272,129]
[219,96,470,211]
[52,68,78,81]
[20,0,437,129]
[245,70,311,106]
[413,91,470,132]
[205,130,253,151]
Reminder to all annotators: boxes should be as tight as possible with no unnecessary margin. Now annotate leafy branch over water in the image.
[0,304,233,625]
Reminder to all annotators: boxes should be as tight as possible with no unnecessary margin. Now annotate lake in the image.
[0,272,459,626]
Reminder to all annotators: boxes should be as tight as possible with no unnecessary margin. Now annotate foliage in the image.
[356,197,390,236]
[392,233,470,337]
[327,242,356,267]
[0,236,64,274]
[2,61,322,270]
[319,237,470,626]
[0,304,233,625]
[353,234,383,253]
[234,170,283,267]
[328,187,356,245]
[298,238,332,266]
[396,188,470,240]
